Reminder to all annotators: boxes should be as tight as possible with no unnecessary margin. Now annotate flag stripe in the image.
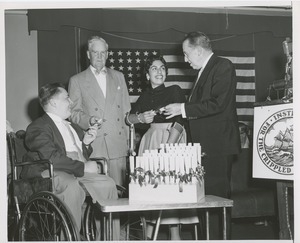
[236,89,256,95]
[220,56,255,64]
[236,76,255,82]
[236,69,256,76]
[236,95,256,103]
[166,75,195,81]
[236,102,255,109]
[109,48,255,127]
[168,68,197,76]
[165,82,193,89]
[237,108,254,116]
[237,82,255,90]
[233,63,256,69]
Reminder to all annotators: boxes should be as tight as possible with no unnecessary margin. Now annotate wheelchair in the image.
[7,130,80,241]
[7,130,146,241]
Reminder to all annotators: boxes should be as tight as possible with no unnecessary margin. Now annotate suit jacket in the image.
[21,113,92,178]
[185,54,241,156]
[68,67,131,159]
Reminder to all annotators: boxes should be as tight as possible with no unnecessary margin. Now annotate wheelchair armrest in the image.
[90,157,108,175]
[14,159,52,167]
[13,159,54,180]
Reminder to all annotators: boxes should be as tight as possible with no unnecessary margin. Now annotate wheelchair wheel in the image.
[120,212,147,240]
[83,200,98,241]
[18,191,79,241]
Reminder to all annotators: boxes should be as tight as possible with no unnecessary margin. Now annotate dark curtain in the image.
[29,9,292,102]
[28,9,291,37]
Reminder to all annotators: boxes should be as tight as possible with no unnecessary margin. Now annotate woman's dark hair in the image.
[39,83,66,108]
[144,54,168,77]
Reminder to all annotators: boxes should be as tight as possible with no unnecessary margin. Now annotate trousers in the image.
[42,170,120,240]
[199,154,237,240]
[107,156,127,187]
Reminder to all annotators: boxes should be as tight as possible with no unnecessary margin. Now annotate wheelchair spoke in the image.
[18,196,76,241]
[119,213,147,240]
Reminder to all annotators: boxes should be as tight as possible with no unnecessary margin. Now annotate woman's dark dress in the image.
[131,84,187,156]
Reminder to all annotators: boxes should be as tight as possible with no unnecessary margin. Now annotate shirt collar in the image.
[47,112,69,124]
[201,52,214,70]
[90,65,107,75]
[197,52,214,79]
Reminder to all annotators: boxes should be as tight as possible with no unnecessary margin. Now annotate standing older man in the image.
[22,83,120,240]
[164,32,241,239]
[69,36,131,187]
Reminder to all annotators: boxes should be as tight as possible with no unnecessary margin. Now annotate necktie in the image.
[95,68,107,75]
[62,120,87,163]
[188,69,202,102]
[94,69,107,98]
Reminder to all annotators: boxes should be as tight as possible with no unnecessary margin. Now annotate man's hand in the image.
[84,161,98,173]
[83,125,98,145]
[141,110,156,124]
[164,103,182,119]
[89,116,103,129]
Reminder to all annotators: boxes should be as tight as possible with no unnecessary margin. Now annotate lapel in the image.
[104,69,117,113]
[42,113,66,150]
[189,54,218,101]
[188,72,201,102]
[82,68,106,108]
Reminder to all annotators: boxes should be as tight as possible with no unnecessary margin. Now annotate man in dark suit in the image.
[68,36,131,187]
[164,31,241,239]
[22,83,120,239]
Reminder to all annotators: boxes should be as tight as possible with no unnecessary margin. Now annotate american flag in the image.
[107,49,255,127]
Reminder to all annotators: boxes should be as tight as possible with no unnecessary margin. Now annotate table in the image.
[97,195,233,241]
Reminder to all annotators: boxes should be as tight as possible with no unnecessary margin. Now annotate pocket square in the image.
[117,86,120,90]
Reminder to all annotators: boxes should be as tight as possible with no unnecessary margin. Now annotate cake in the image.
[129,143,205,203]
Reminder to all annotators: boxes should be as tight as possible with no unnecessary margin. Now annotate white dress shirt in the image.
[90,65,107,98]
[47,112,83,153]
[181,52,214,118]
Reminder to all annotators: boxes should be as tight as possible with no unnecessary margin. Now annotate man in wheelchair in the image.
[20,82,120,240]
